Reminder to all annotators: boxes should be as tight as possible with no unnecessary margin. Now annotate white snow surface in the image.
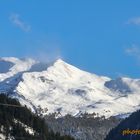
[0,57,140,118]
[14,119,35,135]
[0,57,36,82]
[0,133,6,140]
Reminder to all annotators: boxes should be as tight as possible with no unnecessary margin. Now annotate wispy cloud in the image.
[125,44,140,60]
[25,39,63,64]
[32,50,62,64]
[126,17,140,25]
[9,13,31,32]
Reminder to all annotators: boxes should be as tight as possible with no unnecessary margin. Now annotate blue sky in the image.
[1,0,140,78]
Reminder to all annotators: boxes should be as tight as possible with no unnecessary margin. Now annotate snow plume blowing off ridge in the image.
[25,47,63,72]
[27,46,63,64]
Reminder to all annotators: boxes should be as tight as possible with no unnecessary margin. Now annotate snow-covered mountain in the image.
[0,57,140,118]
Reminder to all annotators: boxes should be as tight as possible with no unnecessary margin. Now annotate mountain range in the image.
[0,57,140,118]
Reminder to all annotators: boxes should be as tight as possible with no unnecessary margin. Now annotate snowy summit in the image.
[0,57,140,118]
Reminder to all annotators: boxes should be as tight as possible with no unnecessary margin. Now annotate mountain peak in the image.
[46,58,81,79]
[53,58,67,66]
[1,56,140,119]
[52,58,76,71]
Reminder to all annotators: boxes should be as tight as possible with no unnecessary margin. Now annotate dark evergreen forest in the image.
[105,110,140,140]
[0,94,74,140]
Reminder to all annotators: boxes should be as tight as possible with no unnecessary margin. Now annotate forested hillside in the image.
[45,113,121,140]
[0,94,74,140]
[105,110,140,140]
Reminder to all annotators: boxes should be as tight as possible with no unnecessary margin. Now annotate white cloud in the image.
[10,13,31,32]
[32,50,62,64]
[126,17,140,25]
[25,41,63,64]
[125,44,140,60]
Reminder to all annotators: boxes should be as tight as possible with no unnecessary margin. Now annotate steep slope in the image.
[0,57,37,94]
[0,57,36,82]
[0,57,140,118]
[45,113,121,140]
[105,110,140,140]
[15,59,113,117]
[0,94,74,140]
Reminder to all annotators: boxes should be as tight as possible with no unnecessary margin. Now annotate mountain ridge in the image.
[0,57,140,118]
